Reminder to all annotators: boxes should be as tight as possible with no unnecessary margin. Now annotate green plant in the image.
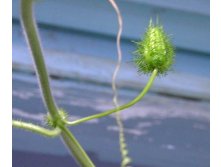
[12,0,175,166]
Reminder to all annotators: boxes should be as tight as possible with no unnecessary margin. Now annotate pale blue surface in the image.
[12,0,210,52]
[12,0,210,166]
[12,21,209,77]
[12,72,209,167]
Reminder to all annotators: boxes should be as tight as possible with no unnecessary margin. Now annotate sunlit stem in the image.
[12,120,61,137]
[20,0,59,121]
[65,69,158,126]
[60,126,95,167]
[19,1,96,166]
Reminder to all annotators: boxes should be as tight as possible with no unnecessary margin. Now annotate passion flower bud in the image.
[134,20,175,75]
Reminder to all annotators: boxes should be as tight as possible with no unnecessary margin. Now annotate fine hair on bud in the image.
[134,19,175,75]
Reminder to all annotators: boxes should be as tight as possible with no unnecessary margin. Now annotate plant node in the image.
[45,108,68,128]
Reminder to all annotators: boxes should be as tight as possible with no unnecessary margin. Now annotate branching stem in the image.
[19,1,95,166]
[16,1,160,167]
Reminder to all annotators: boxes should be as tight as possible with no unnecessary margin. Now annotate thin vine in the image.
[108,0,132,166]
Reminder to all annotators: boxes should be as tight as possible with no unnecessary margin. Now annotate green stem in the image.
[19,1,95,166]
[20,0,59,120]
[12,120,61,137]
[65,69,158,126]
[60,127,95,167]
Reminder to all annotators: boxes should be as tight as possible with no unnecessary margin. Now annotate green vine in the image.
[17,0,95,166]
[12,0,174,166]
[64,69,158,126]
[12,120,61,137]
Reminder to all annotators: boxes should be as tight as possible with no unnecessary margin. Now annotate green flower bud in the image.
[134,20,175,75]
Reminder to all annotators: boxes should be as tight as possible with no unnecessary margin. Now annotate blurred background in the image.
[12,0,210,167]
